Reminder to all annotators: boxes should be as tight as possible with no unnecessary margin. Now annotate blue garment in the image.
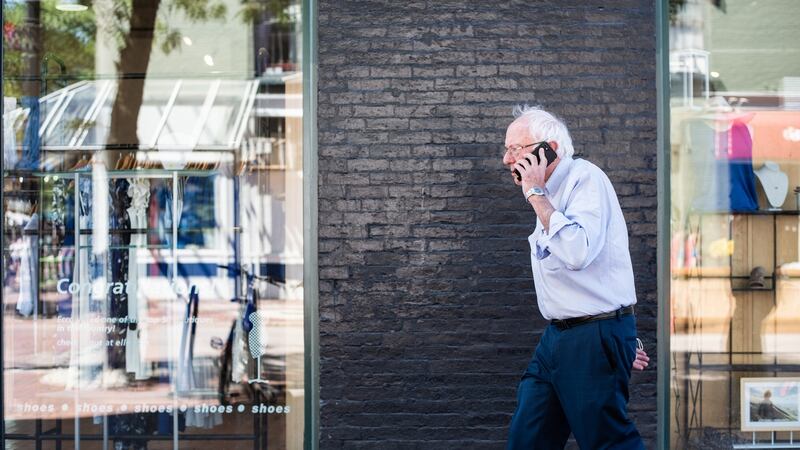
[507,313,644,450]
[726,122,759,212]
[17,96,40,170]
[684,119,758,213]
[529,157,637,320]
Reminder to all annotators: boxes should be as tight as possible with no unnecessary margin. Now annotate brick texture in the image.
[317,1,658,448]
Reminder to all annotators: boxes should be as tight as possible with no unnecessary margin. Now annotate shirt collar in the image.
[545,156,573,195]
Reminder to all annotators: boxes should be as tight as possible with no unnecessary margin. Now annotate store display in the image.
[681,113,759,213]
[755,161,789,210]
[2,1,305,446]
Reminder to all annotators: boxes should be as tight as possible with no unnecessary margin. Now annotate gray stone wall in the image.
[317,1,657,448]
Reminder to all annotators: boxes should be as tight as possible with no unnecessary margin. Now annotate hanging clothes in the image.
[230,302,249,383]
[125,178,151,380]
[107,178,153,450]
[17,96,39,170]
[3,97,19,168]
[67,177,91,389]
[17,213,38,317]
[107,178,131,370]
[723,120,759,211]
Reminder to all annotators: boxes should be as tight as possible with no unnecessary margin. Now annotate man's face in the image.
[502,119,560,186]
[503,119,534,186]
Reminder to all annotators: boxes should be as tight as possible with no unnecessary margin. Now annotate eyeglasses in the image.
[503,141,547,158]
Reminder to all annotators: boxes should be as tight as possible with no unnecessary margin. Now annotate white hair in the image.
[512,104,575,159]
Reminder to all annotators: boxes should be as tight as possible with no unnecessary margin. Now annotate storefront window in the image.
[2,0,306,448]
[669,0,800,447]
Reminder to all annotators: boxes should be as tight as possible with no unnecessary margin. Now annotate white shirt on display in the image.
[528,156,638,321]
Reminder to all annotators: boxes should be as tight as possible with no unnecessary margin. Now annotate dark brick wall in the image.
[317,1,658,448]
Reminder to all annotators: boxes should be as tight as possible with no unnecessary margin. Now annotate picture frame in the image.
[741,377,800,432]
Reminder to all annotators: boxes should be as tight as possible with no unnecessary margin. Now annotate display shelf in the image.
[30,168,221,178]
[76,244,172,250]
[680,209,798,439]
[687,364,800,372]
[20,227,225,236]
[691,209,800,216]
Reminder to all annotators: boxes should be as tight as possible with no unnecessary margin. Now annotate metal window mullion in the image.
[303,0,319,448]
[656,0,672,449]
[149,80,183,149]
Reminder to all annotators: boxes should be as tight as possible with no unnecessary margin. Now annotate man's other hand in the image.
[632,348,649,371]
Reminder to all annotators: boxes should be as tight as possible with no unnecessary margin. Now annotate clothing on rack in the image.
[16,213,38,317]
[67,177,93,389]
[107,178,153,450]
[126,178,151,380]
[155,177,185,248]
[52,178,74,314]
[3,97,19,168]
[17,96,40,170]
[231,303,248,383]
[108,178,131,370]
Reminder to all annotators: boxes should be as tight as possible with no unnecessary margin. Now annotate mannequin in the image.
[755,161,789,210]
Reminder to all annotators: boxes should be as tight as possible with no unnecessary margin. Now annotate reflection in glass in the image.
[2,0,305,448]
[669,0,800,447]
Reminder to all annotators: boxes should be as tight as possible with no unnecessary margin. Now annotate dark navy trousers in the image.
[506,313,645,450]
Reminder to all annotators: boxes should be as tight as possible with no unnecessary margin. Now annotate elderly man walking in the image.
[504,105,649,449]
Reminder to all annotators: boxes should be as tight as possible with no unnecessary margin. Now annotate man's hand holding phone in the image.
[514,147,549,194]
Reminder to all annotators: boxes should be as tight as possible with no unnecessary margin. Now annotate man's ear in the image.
[549,141,558,151]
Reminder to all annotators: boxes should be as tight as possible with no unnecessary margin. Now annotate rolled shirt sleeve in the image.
[533,171,608,270]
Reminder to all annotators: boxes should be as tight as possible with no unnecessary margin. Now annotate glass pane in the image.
[2,0,306,448]
[669,0,800,447]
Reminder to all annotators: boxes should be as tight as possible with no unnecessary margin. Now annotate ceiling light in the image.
[56,0,88,12]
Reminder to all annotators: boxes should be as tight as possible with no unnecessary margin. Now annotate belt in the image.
[550,305,635,331]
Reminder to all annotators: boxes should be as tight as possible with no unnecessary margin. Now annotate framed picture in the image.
[741,378,800,431]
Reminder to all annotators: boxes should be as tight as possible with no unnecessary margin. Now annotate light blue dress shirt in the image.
[528,156,637,321]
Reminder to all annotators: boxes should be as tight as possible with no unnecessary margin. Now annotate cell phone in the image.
[513,142,558,182]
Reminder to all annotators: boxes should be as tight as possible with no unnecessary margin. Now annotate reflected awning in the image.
[9,78,259,152]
